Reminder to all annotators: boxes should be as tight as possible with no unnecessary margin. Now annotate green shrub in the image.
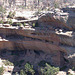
[20,69,27,75]
[0,20,3,24]
[0,66,4,75]
[9,19,13,25]
[7,19,13,25]
[54,2,59,8]
[8,11,15,18]
[41,63,59,75]
[16,23,23,26]
[32,22,39,28]
[25,63,35,75]
[8,11,13,18]
[19,63,35,75]
[32,23,35,28]
[24,23,26,26]
[15,72,19,75]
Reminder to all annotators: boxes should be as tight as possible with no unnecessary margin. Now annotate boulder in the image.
[57,71,66,75]
[68,69,75,75]
[38,13,72,30]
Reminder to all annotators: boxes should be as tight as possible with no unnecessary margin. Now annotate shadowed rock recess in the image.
[0,7,75,73]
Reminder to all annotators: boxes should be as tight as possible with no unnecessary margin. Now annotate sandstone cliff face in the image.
[0,28,65,52]
[0,7,75,70]
[0,27,67,68]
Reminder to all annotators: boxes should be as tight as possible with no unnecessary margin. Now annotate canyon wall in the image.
[0,7,75,69]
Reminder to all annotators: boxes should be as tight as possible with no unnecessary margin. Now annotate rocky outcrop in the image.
[0,26,67,68]
[0,7,75,71]
[62,7,75,30]
[36,8,75,68]
[0,50,65,72]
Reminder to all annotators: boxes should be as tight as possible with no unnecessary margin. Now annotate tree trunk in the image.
[38,0,39,6]
[25,0,26,7]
